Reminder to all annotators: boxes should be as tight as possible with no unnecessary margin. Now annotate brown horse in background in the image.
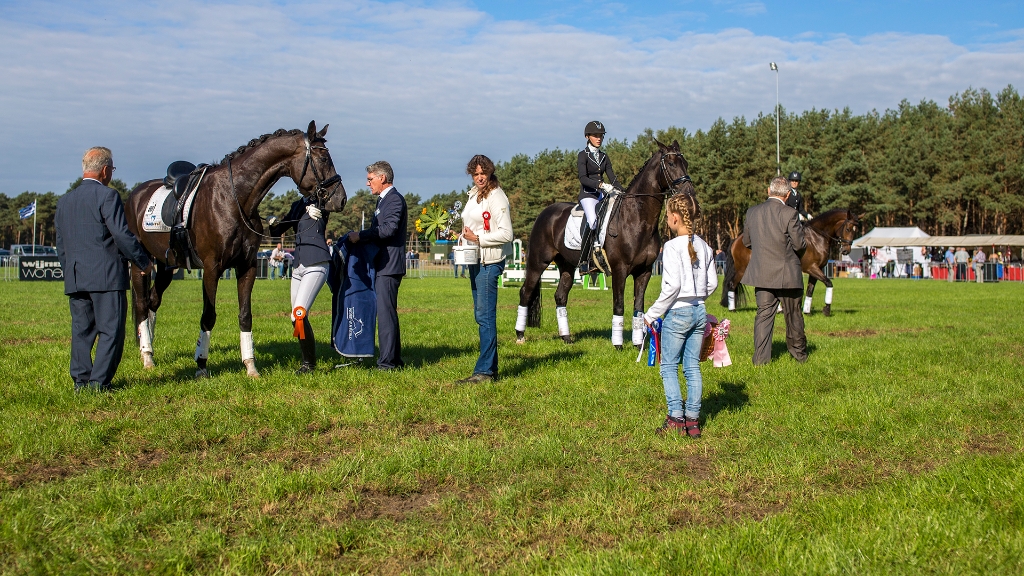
[517,140,696,349]
[720,209,859,317]
[125,121,346,378]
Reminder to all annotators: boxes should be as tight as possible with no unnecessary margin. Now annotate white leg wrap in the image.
[803,296,812,314]
[148,311,156,339]
[240,331,254,361]
[611,315,624,346]
[824,287,833,306]
[138,321,153,354]
[556,306,570,337]
[515,305,529,332]
[194,330,211,361]
[632,314,645,346]
[728,291,736,311]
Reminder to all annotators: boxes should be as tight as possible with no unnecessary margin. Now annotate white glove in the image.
[306,205,322,220]
[599,182,614,193]
[266,215,278,226]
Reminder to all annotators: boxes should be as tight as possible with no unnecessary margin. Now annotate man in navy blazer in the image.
[56,147,153,391]
[344,160,408,370]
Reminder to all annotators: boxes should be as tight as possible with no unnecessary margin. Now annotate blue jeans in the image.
[469,260,505,376]
[659,304,706,420]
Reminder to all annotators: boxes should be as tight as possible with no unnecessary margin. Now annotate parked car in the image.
[9,245,57,257]
[0,248,9,266]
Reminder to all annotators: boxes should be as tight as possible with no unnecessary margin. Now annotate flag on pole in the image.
[19,201,36,220]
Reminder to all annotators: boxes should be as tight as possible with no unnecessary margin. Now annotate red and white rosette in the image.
[293,306,307,339]
[482,211,491,232]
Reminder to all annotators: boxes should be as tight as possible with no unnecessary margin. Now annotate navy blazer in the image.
[360,187,407,276]
[55,179,151,294]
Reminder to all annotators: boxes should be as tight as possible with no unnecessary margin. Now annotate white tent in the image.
[850,227,930,277]
[851,226,930,248]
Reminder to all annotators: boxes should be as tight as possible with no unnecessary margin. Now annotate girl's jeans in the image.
[659,304,706,420]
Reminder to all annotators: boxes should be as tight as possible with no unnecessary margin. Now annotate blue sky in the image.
[0,0,1021,201]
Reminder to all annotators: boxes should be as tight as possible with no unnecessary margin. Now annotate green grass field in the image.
[0,275,1022,574]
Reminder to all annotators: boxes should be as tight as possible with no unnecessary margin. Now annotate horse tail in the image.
[526,278,542,328]
[720,238,736,307]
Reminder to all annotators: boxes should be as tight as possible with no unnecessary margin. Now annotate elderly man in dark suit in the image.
[344,160,408,370]
[742,175,807,365]
[56,147,153,391]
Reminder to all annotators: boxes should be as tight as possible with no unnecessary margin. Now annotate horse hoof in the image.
[561,335,574,344]
[243,359,260,378]
[195,368,209,379]
[142,352,155,370]
[614,345,622,351]
[823,306,832,317]
[515,337,526,345]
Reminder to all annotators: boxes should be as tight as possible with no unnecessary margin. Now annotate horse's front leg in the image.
[236,263,260,378]
[631,269,653,349]
[610,267,628,350]
[803,276,817,315]
[553,263,575,343]
[195,265,221,378]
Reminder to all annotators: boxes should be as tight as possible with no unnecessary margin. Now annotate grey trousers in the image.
[753,287,807,365]
[69,290,127,387]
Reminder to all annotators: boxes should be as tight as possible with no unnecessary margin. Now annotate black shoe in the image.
[656,415,686,436]
[295,319,317,374]
[295,362,316,375]
[456,373,493,384]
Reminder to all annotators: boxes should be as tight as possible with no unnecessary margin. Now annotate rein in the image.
[615,151,693,199]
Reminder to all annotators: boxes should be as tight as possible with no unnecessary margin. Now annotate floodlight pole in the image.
[771,62,780,176]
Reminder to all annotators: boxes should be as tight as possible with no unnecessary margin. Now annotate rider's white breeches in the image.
[580,196,602,229]
[290,262,328,321]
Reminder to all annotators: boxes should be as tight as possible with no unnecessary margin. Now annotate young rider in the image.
[577,120,622,270]
[268,196,331,374]
[643,193,718,438]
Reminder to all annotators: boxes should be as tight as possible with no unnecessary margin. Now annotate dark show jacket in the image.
[55,179,151,294]
[270,197,331,267]
[359,186,408,276]
[577,148,622,202]
[741,197,806,289]
[785,187,808,217]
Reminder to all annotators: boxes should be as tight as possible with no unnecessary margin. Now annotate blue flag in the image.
[19,201,35,220]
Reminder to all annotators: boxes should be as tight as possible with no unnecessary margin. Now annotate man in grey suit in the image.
[56,147,153,391]
[742,176,807,365]
[344,160,408,370]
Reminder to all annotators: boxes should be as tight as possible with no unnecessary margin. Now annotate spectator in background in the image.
[954,247,970,281]
[270,242,285,280]
[944,247,955,282]
[973,247,986,284]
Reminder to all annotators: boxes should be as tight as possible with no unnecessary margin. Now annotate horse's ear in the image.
[654,139,666,150]
[317,123,329,139]
[306,120,317,139]
[671,140,680,150]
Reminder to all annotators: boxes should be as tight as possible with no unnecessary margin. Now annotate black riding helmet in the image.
[788,171,802,182]
[584,120,606,136]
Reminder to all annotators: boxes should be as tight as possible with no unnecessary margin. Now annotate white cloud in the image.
[0,1,1021,200]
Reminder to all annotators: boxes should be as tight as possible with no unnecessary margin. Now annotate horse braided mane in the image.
[218,128,304,165]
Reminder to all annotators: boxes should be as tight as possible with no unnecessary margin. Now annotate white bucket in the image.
[453,238,479,265]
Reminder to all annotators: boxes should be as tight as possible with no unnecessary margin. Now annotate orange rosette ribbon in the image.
[293,306,307,339]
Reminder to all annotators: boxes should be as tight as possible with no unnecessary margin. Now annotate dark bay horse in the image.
[720,208,859,317]
[517,140,696,349]
[125,121,346,377]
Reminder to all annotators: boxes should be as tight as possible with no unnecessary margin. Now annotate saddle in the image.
[574,193,618,274]
[162,161,208,270]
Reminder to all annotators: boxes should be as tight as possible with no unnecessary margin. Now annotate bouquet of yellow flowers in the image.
[415,201,462,241]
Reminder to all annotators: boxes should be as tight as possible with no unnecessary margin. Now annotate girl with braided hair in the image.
[642,193,718,438]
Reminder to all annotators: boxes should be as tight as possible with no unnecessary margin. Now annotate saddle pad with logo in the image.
[563,195,617,251]
[142,183,201,233]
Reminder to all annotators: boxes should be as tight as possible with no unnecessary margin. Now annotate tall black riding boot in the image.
[577,224,596,273]
[295,318,316,375]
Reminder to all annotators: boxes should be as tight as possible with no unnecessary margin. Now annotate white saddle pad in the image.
[563,196,616,251]
[142,186,173,232]
[141,181,201,233]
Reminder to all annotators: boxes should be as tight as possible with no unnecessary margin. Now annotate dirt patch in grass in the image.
[966,432,1014,456]
[1,336,66,346]
[2,448,168,489]
[409,420,482,439]
[812,327,929,338]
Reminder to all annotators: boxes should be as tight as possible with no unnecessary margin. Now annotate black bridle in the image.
[297,135,343,210]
